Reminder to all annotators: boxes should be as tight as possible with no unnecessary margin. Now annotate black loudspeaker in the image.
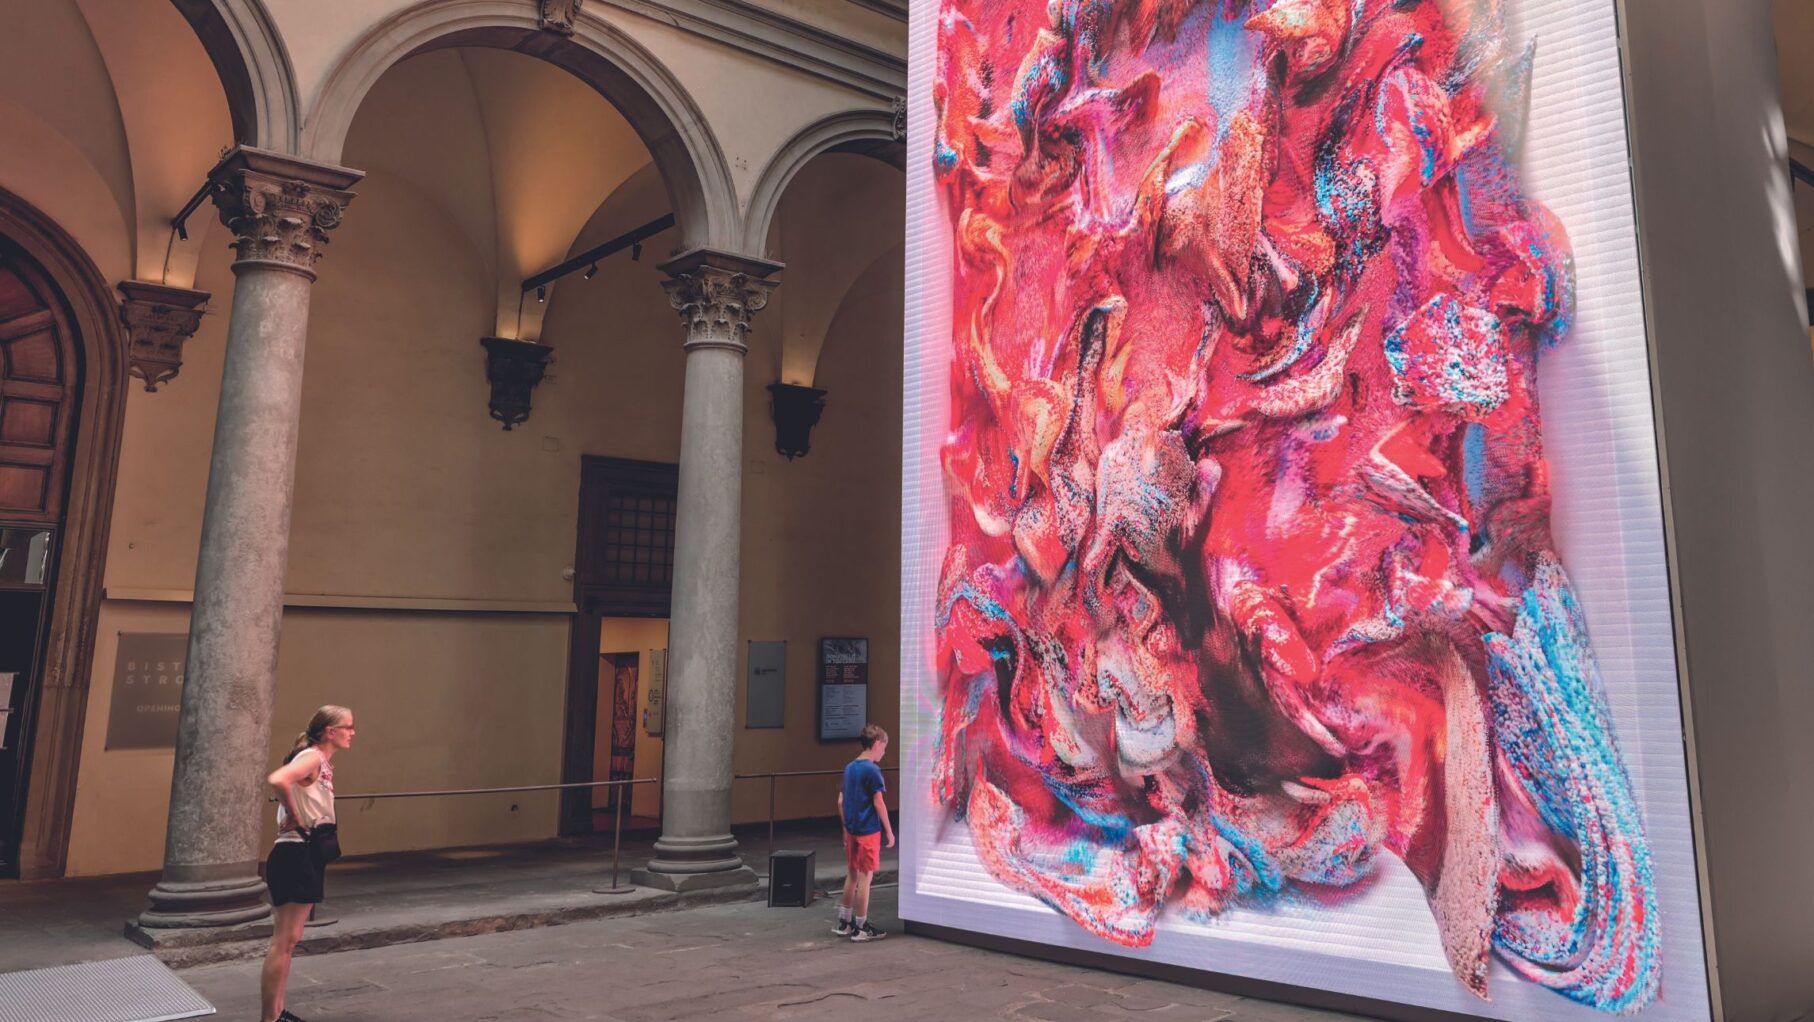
[768,849,816,907]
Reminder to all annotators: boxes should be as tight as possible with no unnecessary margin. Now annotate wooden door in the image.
[0,247,80,877]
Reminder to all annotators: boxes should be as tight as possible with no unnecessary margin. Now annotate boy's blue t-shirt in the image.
[841,758,887,835]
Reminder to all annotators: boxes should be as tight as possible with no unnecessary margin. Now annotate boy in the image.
[834,723,893,941]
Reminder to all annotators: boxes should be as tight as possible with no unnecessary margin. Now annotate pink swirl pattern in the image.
[929,0,1661,1012]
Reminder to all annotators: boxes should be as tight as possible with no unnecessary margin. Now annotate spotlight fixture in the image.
[536,285,547,303]
[631,242,643,262]
[583,263,598,280]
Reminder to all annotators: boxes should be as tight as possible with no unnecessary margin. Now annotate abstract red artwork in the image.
[928,0,1660,1011]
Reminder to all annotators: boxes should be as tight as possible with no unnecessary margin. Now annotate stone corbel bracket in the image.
[768,382,826,459]
[540,0,581,34]
[117,281,211,392]
[481,336,554,430]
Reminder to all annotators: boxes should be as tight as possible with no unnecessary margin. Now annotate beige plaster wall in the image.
[1776,0,1813,151]
[74,0,232,286]
[0,3,133,283]
[619,25,876,208]
[0,2,133,255]
[53,42,905,875]
[60,194,238,878]
[63,601,194,877]
[728,157,904,825]
[65,604,568,877]
[1795,139,1814,294]
[543,147,906,828]
[0,0,230,287]
[773,154,905,382]
[67,52,599,874]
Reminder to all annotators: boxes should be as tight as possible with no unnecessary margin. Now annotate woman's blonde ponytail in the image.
[282,706,351,764]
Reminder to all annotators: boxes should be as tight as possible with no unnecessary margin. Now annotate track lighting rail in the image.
[522,213,675,293]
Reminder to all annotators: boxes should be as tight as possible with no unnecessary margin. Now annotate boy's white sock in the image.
[838,906,852,923]
[855,916,867,929]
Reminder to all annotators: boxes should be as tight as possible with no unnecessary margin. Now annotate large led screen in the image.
[900,1,1712,1018]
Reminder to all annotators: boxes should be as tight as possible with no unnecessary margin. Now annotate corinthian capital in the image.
[660,249,783,354]
[208,147,363,275]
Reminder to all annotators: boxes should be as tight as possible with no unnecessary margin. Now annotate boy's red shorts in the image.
[844,830,881,873]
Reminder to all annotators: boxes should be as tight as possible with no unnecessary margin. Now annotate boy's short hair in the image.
[859,723,888,749]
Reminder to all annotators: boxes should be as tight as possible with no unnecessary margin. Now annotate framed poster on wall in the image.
[642,647,667,737]
[817,637,868,742]
[900,1,1712,1020]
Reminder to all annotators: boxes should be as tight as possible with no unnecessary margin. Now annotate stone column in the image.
[136,148,361,930]
[632,249,779,892]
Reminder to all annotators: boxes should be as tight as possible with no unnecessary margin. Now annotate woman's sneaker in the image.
[832,918,856,937]
[850,922,887,942]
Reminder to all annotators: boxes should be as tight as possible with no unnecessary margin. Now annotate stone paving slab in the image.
[0,870,155,972]
[0,819,895,973]
[180,888,1379,1022]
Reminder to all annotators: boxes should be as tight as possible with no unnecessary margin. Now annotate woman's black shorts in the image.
[265,841,325,906]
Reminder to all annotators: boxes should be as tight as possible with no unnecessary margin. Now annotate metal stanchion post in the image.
[595,783,634,895]
[767,775,778,874]
[305,902,337,927]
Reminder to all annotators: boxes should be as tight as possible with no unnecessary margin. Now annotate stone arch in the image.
[302,0,739,253]
[742,107,904,256]
[168,0,301,151]
[0,185,130,879]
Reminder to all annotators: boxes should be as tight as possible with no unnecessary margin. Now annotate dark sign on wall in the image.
[746,640,787,729]
[104,633,189,750]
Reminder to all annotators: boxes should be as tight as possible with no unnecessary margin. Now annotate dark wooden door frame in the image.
[0,247,79,879]
[559,456,678,836]
[0,187,129,879]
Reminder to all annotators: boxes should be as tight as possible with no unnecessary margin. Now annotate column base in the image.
[136,864,271,929]
[630,864,759,894]
[631,832,756,892]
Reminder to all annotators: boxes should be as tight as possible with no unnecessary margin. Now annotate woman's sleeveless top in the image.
[273,748,336,845]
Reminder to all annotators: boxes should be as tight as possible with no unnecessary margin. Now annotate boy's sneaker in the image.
[832,919,856,937]
[850,922,887,942]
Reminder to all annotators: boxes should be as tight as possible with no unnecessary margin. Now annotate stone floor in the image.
[0,818,893,971]
[182,887,1376,1022]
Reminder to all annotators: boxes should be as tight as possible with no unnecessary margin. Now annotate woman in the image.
[261,705,354,1022]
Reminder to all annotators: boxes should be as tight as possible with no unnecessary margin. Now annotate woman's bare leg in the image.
[261,903,311,1022]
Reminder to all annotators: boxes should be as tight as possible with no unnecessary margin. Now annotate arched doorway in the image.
[0,237,83,877]
[233,23,726,857]
[0,187,126,881]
